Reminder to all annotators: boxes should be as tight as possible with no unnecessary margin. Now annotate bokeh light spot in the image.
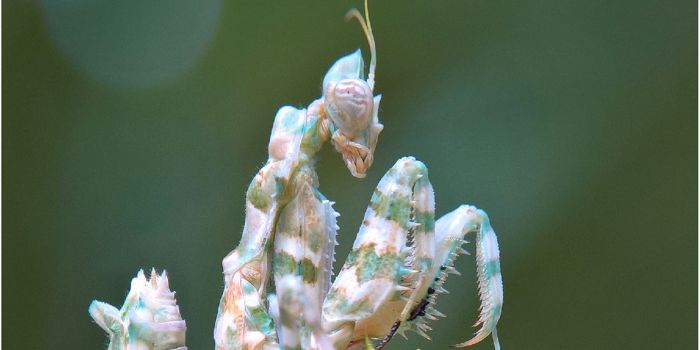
[40,0,221,88]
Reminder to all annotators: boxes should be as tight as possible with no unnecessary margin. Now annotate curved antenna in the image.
[345,0,377,90]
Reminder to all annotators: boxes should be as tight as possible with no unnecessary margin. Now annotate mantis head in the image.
[323,1,383,178]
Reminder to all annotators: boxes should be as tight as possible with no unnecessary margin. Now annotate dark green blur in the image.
[4,1,696,349]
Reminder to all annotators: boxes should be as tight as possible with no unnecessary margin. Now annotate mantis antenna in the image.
[345,0,377,90]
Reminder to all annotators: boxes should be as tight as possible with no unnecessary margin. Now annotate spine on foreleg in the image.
[455,211,503,349]
[396,206,479,340]
[400,158,436,323]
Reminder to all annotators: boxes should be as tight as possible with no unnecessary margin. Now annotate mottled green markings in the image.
[109,321,124,336]
[326,289,374,317]
[281,109,303,130]
[276,202,300,238]
[274,176,287,201]
[346,244,400,283]
[247,304,276,336]
[301,117,324,154]
[489,304,502,325]
[241,280,276,336]
[274,252,297,276]
[416,257,432,272]
[278,293,296,328]
[247,181,270,210]
[225,327,242,350]
[324,288,340,304]
[413,210,435,232]
[370,189,412,228]
[390,290,404,301]
[300,258,318,284]
[484,259,501,279]
[127,323,140,343]
[273,252,319,284]
[306,228,325,253]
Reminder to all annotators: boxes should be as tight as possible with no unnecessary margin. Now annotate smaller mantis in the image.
[88,2,504,350]
[89,270,187,350]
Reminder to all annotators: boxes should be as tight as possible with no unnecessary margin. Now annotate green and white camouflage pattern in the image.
[212,2,504,348]
[89,2,503,350]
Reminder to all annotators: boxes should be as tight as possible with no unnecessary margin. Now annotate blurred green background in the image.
[4,0,697,349]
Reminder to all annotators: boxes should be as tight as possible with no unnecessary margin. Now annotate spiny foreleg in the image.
[382,205,503,349]
[451,209,502,350]
[321,157,435,349]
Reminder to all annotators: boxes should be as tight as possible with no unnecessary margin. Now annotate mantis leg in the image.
[376,205,503,349]
[215,106,308,350]
[214,158,287,350]
[272,171,338,350]
[446,207,502,349]
[322,157,436,349]
[214,268,278,350]
[321,157,503,349]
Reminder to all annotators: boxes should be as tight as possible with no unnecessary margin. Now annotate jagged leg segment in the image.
[322,157,435,348]
[453,210,502,349]
[401,205,503,348]
[370,204,503,350]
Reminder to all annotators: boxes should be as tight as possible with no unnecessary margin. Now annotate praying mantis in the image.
[89,2,503,350]
[213,2,503,349]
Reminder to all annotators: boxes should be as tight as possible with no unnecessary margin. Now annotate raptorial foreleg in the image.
[379,205,503,349]
[322,157,436,349]
[319,157,504,350]
[450,208,502,350]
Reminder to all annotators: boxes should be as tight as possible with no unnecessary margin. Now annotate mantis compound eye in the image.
[325,78,373,138]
